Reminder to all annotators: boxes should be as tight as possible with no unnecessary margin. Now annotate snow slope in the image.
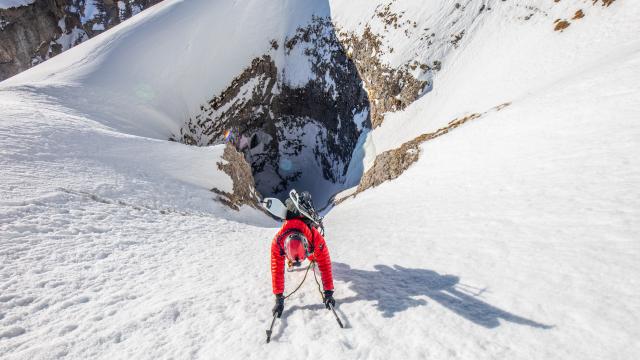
[1,0,327,139]
[328,45,640,358]
[332,0,640,156]
[1,0,640,359]
[1,0,358,206]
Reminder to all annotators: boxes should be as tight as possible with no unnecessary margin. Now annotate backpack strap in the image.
[304,221,316,254]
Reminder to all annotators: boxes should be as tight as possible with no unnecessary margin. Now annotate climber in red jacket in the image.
[270,191,335,318]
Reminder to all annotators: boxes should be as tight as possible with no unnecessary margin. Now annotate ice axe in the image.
[265,313,277,343]
[328,302,344,328]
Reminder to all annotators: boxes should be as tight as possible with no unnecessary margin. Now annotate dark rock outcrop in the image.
[339,26,429,128]
[177,17,372,202]
[0,0,162,81]
[0,0,65,80]
[176,16,430,204]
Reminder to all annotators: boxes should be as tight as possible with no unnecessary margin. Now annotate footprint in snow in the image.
[0,295,16,303]
[59,296,90,310]
[14,296,36,307]
[59,324,78,335]
[0,326,25,340]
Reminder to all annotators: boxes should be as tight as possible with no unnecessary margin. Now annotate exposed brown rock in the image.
[572,10,585,20]
[594,0,615,7]
[212,144,262,210]
[340,26,428,128]
[354,112,481,194]
[554,20,571,32]
[354,140,420,194]
[339,102,512,203]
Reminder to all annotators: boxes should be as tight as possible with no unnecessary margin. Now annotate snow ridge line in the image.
[338,101,512,203]
[55,188,209,218]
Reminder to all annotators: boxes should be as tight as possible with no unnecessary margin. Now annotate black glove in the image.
[272,294,284,318]
[323,290,335,309]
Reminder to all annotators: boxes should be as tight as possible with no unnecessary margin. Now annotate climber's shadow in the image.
[333,262,552,329]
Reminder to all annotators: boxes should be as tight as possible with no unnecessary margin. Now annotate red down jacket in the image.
[270,218,334,295]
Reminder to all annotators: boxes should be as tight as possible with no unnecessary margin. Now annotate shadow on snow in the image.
[330,262,552,329]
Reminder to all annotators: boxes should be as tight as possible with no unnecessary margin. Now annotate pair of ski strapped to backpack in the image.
[262,189,324,234]
[264,189,323,269]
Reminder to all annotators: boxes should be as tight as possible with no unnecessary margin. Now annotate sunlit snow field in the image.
[1,0,639,359]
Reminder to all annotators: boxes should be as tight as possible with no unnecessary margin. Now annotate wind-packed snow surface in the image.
[1,0,639,359]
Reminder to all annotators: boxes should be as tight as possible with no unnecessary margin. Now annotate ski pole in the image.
[328,303,344,328]
[266,313,277,343]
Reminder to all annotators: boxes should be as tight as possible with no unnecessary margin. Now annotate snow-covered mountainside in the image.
[1,0,639,359]
[0,0,162,81]
[0,0,431,206]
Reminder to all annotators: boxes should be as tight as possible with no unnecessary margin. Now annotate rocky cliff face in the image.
[1,2,432,207]
[173,16,431,204]
[339,26,429,128]
[211,144,262,211]
[175,17,371,204]
[0,0,161,81]
[1,1,66,80]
